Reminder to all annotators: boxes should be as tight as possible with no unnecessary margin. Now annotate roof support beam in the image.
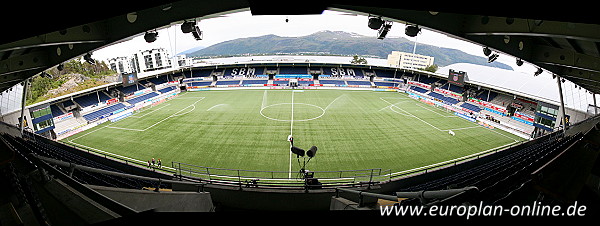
[532,45,600,73]
[462,16,600,42]
[0,23,108,53]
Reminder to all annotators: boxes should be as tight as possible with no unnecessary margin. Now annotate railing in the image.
[171,161,383,189]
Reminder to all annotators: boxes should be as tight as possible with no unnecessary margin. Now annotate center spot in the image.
[260,103,325,122]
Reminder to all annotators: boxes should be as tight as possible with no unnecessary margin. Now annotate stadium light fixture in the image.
[307,146,318,158]
[534,68,543,76]
[181,20,196,33]
[83,53,95,65]
[377,21,392,40]
[516,58,523,66]
[144,30,158,43]
[483,47,492,56]
[368,16,384,30]
[487,53,499,63]
[405,24,421,37]
[57,63,64,71]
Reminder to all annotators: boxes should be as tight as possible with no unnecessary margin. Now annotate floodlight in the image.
[487,53,499,63]
[377,22,392,40]
[307,146,318,158]
[57,63,64,71]
[144,31,158,43]
[83,53,95,65]
[483,47,492,56]
[290,146,305,157]
[534,68,543,76]
[368,16,384,30]
[405,25,421,37]
[181,21,196,33]
[516,58,523,66]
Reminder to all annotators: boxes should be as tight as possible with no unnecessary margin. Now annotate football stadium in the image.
[1,1,600,223]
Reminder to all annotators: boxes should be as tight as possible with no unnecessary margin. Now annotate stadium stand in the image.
[417,76,440,84]
[188,81,212,87]
[279,67,308,75]
[147,76,169,85]
[157,86,177,93]
[98,92,112,103]
[82,103,126,121]
[373,69,395,78]
[62,99,76,108]
[346,80,372,86]
[298,80,313,85]
[215,80,240,86]
[409,86,428,94]
[117,85,139,96]
[460,102,482,112]
[374,82,397,87]
[476,90,498,102]
[127,92,159,105]
[73,93,100,108]
[50,104,64,117]
[1,133,168,190]
[191,69,213,78]
[273,80,289,86]
[395,132,581,205]
[446,84,464,94]
[241,80,268,85]
[319,80,346,86]
[428,92,460,105]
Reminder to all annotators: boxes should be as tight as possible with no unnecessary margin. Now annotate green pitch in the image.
[64,89,524,177]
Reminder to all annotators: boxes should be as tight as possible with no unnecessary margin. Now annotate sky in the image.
[93,10,538,74]
[91,9,598,112]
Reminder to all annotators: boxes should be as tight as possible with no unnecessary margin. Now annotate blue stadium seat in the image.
[188,81,212,87]
[215,80,240,86]
[319,80,346,86]
[82,103,126,121]
[347,81,372,86]
[158,86,176,93]
[127,92,159,105]
[241,80,268,85]
[74,94,100,108]
[374,82,397,87]
[410,86,428,93]
[50,104,64,117]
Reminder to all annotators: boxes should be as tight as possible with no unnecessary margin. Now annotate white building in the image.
[175,54,194,67]
[133,48,173,73]
[387,51,435,70]
[107,56,136,75]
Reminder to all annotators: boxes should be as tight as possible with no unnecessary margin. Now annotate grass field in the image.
[64,89,524,178]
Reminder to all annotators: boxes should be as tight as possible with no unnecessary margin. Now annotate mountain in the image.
[177,46,206,55]
[187,31,513,70]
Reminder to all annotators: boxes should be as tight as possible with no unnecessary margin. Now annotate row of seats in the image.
[409,86,428,94]
[1,133,167,190]
[157,86,177,93]
[346,81,372,86]
[82,103,126,121]
[428,92,460,105]
[127,92,159,105]
[460,102,482,113]
[397,132,577,205]
[374,82,398,87]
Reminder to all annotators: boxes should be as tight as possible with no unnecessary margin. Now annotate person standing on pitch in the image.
[288,135,294,147]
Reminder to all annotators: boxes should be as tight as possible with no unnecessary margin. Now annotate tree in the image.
[423,64,438,73]
[350,55,368,64]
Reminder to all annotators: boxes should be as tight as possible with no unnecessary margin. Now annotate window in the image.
[155,53,162,67]
[34,118,54,131]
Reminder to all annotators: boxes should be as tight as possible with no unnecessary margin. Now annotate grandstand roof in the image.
[438,63,560,106]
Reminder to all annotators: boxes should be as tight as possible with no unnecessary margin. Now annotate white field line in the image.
[324,94,345,111]
[378,101,413,111]
[289,90,295,178]
[414,103,457,118]
[381,97,483,132]
[261,90,268,110]
[206,104,227,111]
[107,97,205,132]
[129,104,171,118]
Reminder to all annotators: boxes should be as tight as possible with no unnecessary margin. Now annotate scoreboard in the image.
[447,69,466,87]
[122,72,138,87]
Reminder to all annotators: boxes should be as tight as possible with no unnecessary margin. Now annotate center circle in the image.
[260,103,325,122]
